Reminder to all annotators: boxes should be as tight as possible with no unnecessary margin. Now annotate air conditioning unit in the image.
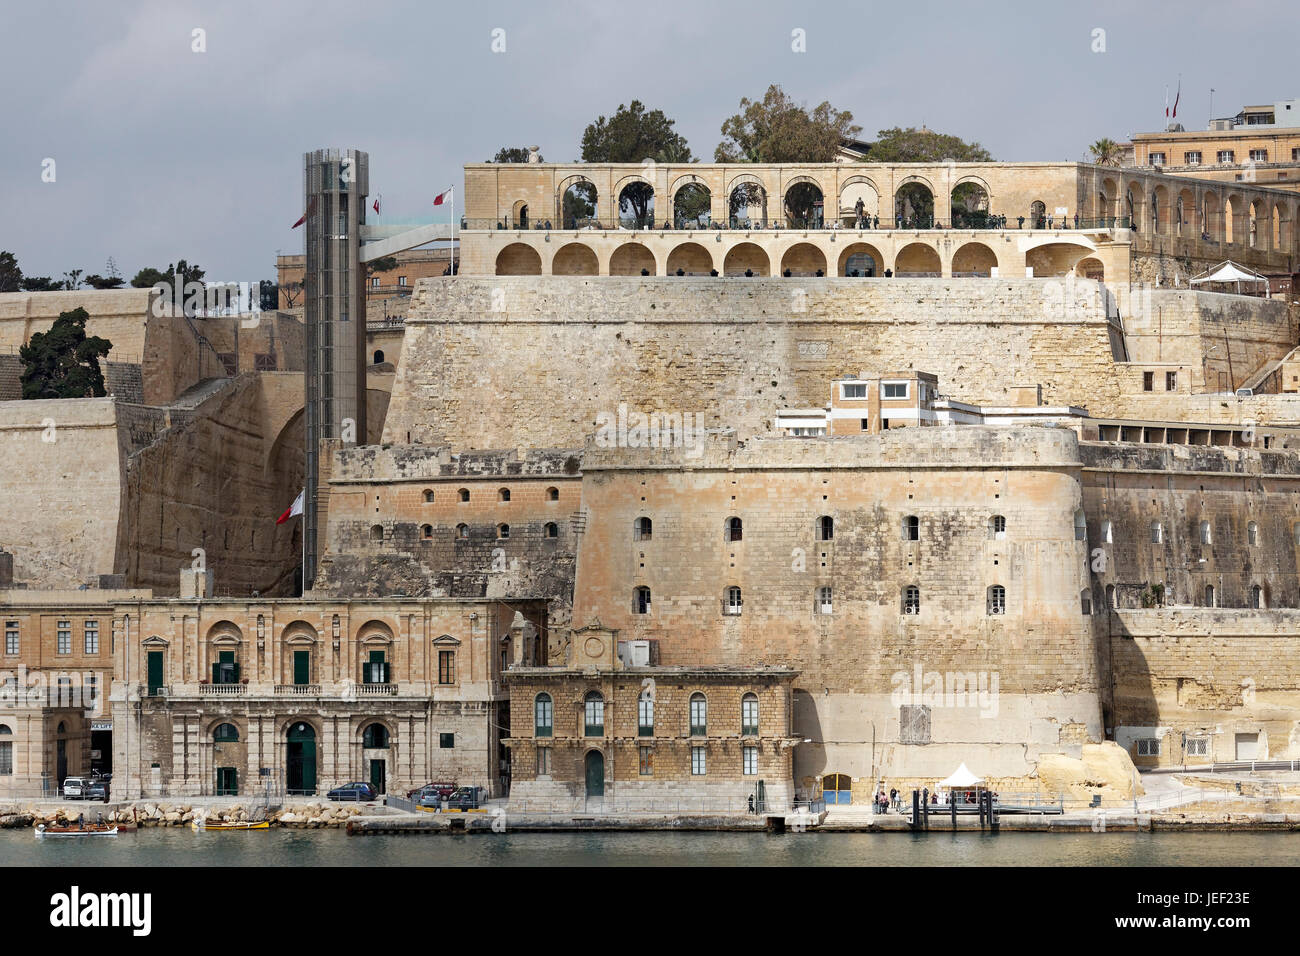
[627,640,651,667]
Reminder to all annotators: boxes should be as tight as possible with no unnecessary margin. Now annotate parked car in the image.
[85,780,110,802]
[445,786,486,810]
[408,781,457,803]
[327,782,378,802]
[61,777,89,800]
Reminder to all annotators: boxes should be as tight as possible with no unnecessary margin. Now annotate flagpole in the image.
[451,184,456,277]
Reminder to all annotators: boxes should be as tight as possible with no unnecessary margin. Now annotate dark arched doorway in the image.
[286,722,317,795]
[584,750,605,797]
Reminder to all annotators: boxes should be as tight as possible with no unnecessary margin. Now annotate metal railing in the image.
[504,797,763,815]
[466,216,1131,233]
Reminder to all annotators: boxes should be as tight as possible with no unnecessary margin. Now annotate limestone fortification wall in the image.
[0,289,156,363]
[384,276,1130,450]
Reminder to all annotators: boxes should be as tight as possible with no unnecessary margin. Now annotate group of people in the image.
[868,785,1002,812]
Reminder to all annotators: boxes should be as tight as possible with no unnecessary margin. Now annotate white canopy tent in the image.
[937,763,984,788]
[1189,260,1270,295]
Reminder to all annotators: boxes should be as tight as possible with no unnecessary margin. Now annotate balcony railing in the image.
[274,684,321,696]
[466,216,1131,233]
[199,683,248,697]
[355,683,397,696]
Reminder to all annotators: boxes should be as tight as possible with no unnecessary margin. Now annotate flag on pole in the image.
[373,197,380,215]
[1172,78,1181,119]
[292,197,318,229]
[276,490,304,525]
[434,187,452,206]
[1165,85,1169,118]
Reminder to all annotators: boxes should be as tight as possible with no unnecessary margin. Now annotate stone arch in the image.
[614,174,655,228]
[1030,199,1047,228]
[1026,241,1094,276]
[495,243,542,275]
[1075,257,1105,281]
[1152,184,1171,234]
[1249,199,1263,248]
[950,176,991,227]
[1177,187,1196,237]
[723,242,770,276]
[510,199,530,228]
[1224,196,1239,244]
[894,242,941,276]
[551,242,598,276]
[1272,202,1284,251]
[556,174,599,227]
[1203,192,1221,241]
[837,241,884,277]
[838,175,880,225]
[666,242,714,275]
[727,173,768,226]
[782,175,827,227]
[1123,184,1140,230]
[951,241,998,276]
[895,177,935,227]
[670,175,712,228]
[1098,176,1121,221]
[779,242,827,276]
[609,242,657,276]
[358,717,396,749]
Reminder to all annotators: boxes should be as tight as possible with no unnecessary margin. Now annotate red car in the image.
[407,781,457,803]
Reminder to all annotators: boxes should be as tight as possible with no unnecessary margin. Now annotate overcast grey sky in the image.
[2,0,1296,281]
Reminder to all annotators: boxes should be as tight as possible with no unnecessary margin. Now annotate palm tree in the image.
[1090,138,1123,167]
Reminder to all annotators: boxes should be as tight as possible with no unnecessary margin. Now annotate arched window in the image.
[741,693,759,735]
[726,516,743,542]
[989,515,1006,540]
[987,585,1006,615]
[638,694,654,735]
[372,349,384,364]
[1200,520,1212,544]
[689,693,707,736]
[584,692,604,736]
[1081,588,1093,616]
[534,694,553,737]
[458,488,469,502]
[1150,521,1163,544]
[634,586,651,615]
[455,523,468,539]
[634,516,652,540]
[817,516,834,541]
[904,515,920,541]
[499,488,511,502]
[547,487,559,501]
[903,586,921,615]
[423,489,434,503]
[362,723,389,748]
[1204,585,1216,607]
[369,525,383,543]
[724,586,743,615]
[1074,510,1087,541]
[544,522,558,538]
[213,722,239,742]
[1251,585,1266,609]
[421,524,433,540]
[1248,521,1258,546]
[1102,519,1113,544]
[497,524,510,539]
[817,586,833,614]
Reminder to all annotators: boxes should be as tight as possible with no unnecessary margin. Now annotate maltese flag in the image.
[276,490,304,525]
[433,187,452,206]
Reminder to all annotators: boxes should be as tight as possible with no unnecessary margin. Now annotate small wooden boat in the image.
[35,822,118,838]
[191,818,270,831]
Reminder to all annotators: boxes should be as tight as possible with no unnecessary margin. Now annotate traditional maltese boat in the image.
[35,822,119,838]
[191,818,269,831]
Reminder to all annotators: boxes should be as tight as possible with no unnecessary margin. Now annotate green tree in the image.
[61,269,83,291]
[21,276,60,291]
[562,182,596,226]
[130,260,206,289]
[0,251,21,292]
[366,256,398,276]
[130,267,168,288]
[1089,137,1123,167]
[489,146,542,163]
[19,307,112,399]
[582,101,692,225]
[715,85,861,163]
[862,127,994,163]
[84,274,125,289]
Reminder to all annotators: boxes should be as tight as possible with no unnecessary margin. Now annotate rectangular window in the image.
[637,697,653,736]
[84,621,99,655]
[538,747,551,776]
[742,696,759,736]
[438,650,455,685]
[881,382,908,400]
[1186,738,1208,756]
[1293,148,1300,162]
[742,746,757,776]
[1143,371,1154,391]
[0,741,10,775]
[639,746,653,776]
[1184,151,1201,166]
[1165,371,1177,391]
[1136,738,1161,756]
[1149,152,1166,165]
[691,746,706,776]
[4,622,17,655]
[841,383,867,399]
[1217,149,1235,164]
[398,276,407,286]
[370,276,379,287]
[439,733,455,749]
[57,621,71,655]
[1249,149,1268,162]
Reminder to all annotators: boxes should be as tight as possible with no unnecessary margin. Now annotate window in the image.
[842,383,867,399]
[817,515,833,541]
[534,694,553,737]
[634,586,651,615]
[987,585,1006,615]
[1204,585,1216,607]
[213,723,239,743]
[1102,519,1113,543]
[372,349,384,364]
[689,693,707,736]
[1184,151,1202,166]
[363,650,389,684]
[1217,149,1235,164]
[455,523,468,539]
[882,381,908,400]
[83,621,99,655]
[499,488,510,502]
[1151,521,1163,544]
[741,694,759,735]
[1248,521,1258,546]
[423,489,434,503]
[817,586,833,615]
[990,515,1006,539]
[639,746,653,775]
[1186,738,1208,757]
[584,692,604,736]
[0,724,10,775]
[1294,148,1300,163]
[1149,152,1166,165]
[362,723,389,748]
[213,650,239,684]
[724,586,743,615]
[398,276,407,286]
[903,586,921,615]
[1142,371,1154,391]
[634,516,652,540]
[547,487,559,501]
[1081,589,1092,616]
[497,524,510,539]
[904,515,919,541]
[544,522,558,538]
[371,276,379,288]
[638,696,654,736]
[421,524,433,539]
[438,650,455,685]
[743,746,758,776]
[1074,511,1087,541]
[1249,149,1268,162]
[1136,738,1161,756]
[1199,520,1212,544]
[57,621,71,655]
[726,516,743,541]
[538,747,551,775]
[4,622,17,655]
[691,746,706,775]
[370,524,383,543]
[1251,585,1266,609]
[458,488,469,502]
[439,733,455,748]
[1166,371,1177,391]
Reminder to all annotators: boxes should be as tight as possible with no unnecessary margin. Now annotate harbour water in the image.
[4,828,1298,866]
